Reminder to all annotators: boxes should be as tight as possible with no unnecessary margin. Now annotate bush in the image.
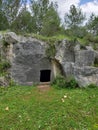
[94,58,98,67]
[67,77,78,88]
[0,61,11,72]
[51,75,66,88]
[87,84,97,88]
[52,75,78,89]
[46,43,56,58]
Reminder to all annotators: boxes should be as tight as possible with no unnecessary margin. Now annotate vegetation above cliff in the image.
[0,0,98,48]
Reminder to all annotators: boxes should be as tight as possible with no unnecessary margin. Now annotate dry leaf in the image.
[5,107,9,111]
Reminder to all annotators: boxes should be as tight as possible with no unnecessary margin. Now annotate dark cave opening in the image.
[40,70,51,82]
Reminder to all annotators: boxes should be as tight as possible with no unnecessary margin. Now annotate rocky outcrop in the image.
[0,32,98,87]
[73,66,98,87]
[55,40,98,87]
[3,32,53,85]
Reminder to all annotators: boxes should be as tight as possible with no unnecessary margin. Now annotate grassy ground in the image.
[0,86,98,130]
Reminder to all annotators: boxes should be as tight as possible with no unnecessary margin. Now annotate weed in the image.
[52,75,78,89]
[87,84,97,88]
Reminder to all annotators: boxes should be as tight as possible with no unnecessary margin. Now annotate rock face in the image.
[55,40,98,87]
[12,43,52,85]
[3,32,53,85]
[0,32,98,87]
[74,66,98,87]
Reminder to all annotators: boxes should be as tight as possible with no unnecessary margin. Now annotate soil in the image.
[37,82,50,92]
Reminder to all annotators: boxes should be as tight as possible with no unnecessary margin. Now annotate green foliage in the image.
[64,5,86,38]
[87,84,97,88]
[67,77,78,88]
[11,9,34,33]
[9,79,16,87]
[87,13,98,35]
[52,75,66,88]
[31,0,50,33]
[25,33,67,44]
[46,43,56,58]
[0,0,98,47]
[0,11,9,30]
[52,75,78,89]
[93,58,98,67]
[65,27,87,38]
[2,39,9,47]
[1,0,21,24]
[64,4,85,28]
[84,33,98,43]
[40,3,61,36]
[0,61,11,73]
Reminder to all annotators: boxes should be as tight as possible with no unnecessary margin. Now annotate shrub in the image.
[0,61,11,72]
[87,84,97,88]
[52,75,66,88]
[52,75,78,89]
[66,77,78,88]
[9,79,16,87]
[93,58,98,67]
[46,43,56,58]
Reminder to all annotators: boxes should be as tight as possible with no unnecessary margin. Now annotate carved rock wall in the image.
[1,32,98,87]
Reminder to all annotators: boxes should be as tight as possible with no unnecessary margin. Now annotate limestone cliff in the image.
[0,32,98,87]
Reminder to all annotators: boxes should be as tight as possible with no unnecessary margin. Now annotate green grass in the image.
[0,86,98,130]
[23,33,71,44]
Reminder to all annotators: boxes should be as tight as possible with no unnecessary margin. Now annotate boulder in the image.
[74,66,98,87]
[0,77,8,86]
[4,32,20,44]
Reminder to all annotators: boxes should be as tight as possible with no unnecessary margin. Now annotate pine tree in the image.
[41,2,61,36]
[64,5,85,28]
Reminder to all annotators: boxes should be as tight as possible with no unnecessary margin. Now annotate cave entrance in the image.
[40,70,51,82]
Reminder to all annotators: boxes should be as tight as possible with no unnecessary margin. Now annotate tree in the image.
[1,0,21,25]
[0,11,9,30]
[40,2,61,36]
[11,8,34,33]
[0,0,9,30]
[31,0,50,33]
[64,5,85,29]
[64,5,85,38]
[87,13,98,35]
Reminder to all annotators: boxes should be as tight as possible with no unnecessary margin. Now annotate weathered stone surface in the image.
[86,46,94,51]
[55,40,75,63]
[0,32,98,87]
[61,62,74,77]
[55,40,98,87]
[9,38,52,85]
[75,50,94,66]
[94,50,98,60]
[4,32,20,44]
[74,66,98,87]
[0,77,8,86]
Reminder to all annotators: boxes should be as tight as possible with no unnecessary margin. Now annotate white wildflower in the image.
[64,95,67,98]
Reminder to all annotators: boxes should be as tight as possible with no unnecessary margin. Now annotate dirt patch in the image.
[37,84,50,92]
